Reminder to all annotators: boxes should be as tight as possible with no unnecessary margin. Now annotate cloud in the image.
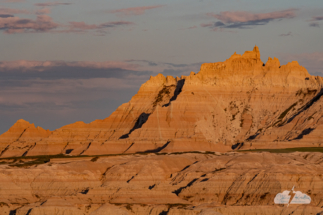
[3,0,25,2]
[0,60,142,80]
[0,14,14,18]
[0,59,151,132]
[0,58,202,133]
[203,9,297,30]
[0,11,133,35]
[309,22,320,27]
[0,7,30,14]
[34,2,72,7]
[308,16,323,28]
[0,14,59,33]
[310,16,323,22]
[35,7,51,15]
[0,60,139,71]
[126,59,202,76]
[0,59,202,81]
[0,5,134,35]
[109,5,165,16]
[63,21,134,35]
[33,3,71,15]
[181,25,198,30]
[279,31,293,37]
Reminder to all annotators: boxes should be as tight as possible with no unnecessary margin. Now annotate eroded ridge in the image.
[1,46,323,157]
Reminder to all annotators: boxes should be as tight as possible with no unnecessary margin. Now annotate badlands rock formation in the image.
[1,46,323,156]
[0,152,323,214]
[0,46,323,214]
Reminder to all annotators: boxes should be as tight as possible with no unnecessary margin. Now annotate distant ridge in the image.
[1,46,323,158]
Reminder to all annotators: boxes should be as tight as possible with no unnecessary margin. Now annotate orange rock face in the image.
[1,46,323,156]
[1,46,323,214]
[0,119,51,157]
[0,152,322,214]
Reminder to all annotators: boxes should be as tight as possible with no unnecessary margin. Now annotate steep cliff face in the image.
[1,46,323,157]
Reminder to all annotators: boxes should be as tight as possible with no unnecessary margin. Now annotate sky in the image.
[0,0,322,133]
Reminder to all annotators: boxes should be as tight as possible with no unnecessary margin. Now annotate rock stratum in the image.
[1,46,323,214]
[1,46,323,157]
[1,151,323,214]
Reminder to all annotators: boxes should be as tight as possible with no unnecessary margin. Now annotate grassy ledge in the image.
[238,147,323,153]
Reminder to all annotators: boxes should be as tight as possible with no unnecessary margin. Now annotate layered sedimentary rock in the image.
[1,46,323,157]
[0,119,51,157]
[0,152,322,214]
[1,47,323,214]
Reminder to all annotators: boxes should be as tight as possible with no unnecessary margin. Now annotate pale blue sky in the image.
[0,0,322,133]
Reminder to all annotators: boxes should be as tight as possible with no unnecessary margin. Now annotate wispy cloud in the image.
[279,31,293,37]
[309,16,323,22]
[35,7,51,15]
[0,59,202,79]
[0,58,201,132]
[0,4,134,35]
[3,0,25,2]
[0,8,133,35]
[0,59,149,121]
[126,59,202,75]
[64,21,134,35]
[34,2,72,7]
[0,15,59,33]
[308,16,323,28]
[109,5,165,16]
[309,22,320,27]
[182,25,198,30]
[202,9,297,30]
[0,60,139,73]
[0,7,30,14]
[0,14,13,18]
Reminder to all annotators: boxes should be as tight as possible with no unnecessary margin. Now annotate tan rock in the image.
[0,152,321,214]
[1,46,323,156]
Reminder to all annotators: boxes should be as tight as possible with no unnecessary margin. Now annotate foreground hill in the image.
[0,151,322,214]
[1,46,323,157]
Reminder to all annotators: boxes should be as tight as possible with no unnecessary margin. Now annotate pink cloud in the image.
[3,0,25,2]
[0,60,140,71]
[110,5,165,16]
[200,23,213,28]
[308,16,323,28]
[207,9,297,23]
[0,11,133,35]
[35,7,51,15]
[203,8,297,30]
[186,25,198,30]
[0,7,30,14]
[64,21,134,34]
[0,15,59,33]
[34,2,72,7]
[309,16,323,22]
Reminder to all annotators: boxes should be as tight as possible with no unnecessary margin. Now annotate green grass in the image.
[0,151,219,164]
[238,147,323,153]
[4,147,321,165]
[9,157,50,168]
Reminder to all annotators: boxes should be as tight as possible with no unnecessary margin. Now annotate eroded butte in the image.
[1,47,323,214]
